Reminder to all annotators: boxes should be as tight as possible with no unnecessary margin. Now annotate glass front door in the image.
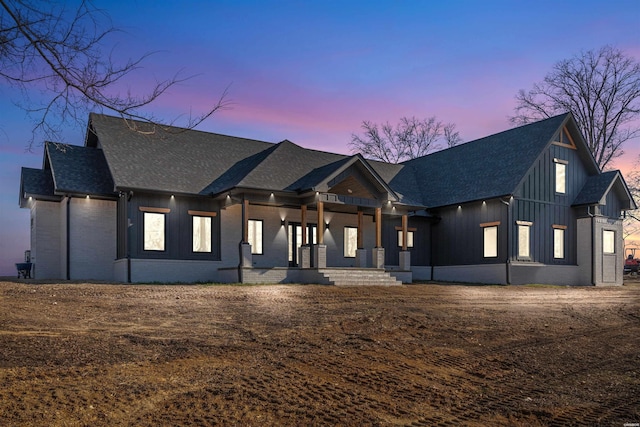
[288,223,317,266]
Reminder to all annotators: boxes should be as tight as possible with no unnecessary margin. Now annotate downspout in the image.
[238,195,246,284]
[126,191,133,283]
[429,215,441,281]
[500,197,512,285]
[430,220,435,281]
[66,196,71,280]
[588,206,596,286]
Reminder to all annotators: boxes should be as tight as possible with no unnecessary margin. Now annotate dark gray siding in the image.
[511,199,577,264]
[382,216,431,266]
[125,192,221,261]
[430,199,508,266]
[512,144,590,265]
[601,190,623,219]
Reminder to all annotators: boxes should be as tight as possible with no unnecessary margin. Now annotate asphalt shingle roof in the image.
[46,142,116,196]
[402,114,571,208]
[21,167,55,198]
[90,113,273,194]
[572,170,620,206]
[86,112,634,211]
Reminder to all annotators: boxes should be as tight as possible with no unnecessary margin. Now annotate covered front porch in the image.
[219,158,429,283]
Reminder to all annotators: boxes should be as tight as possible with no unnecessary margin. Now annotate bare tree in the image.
[0,0,228,148]
[511,46,640,170]
[349,116,462,163]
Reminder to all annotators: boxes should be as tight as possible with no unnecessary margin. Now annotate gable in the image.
[404,114,570,208]
[45,142,116,197]
[573,171,636,210]
[328,175,375,198]
[310,155,400,202]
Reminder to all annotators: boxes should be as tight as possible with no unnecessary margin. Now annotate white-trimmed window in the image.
[481,222,499,258]
[517,221,532,258]
[553,225,566,259]
[344,226,357,258]
[554,158,567,194]
[144,212,165,251]
[397,230,414,248]
[248,219,263,255]
[603,230,615,254]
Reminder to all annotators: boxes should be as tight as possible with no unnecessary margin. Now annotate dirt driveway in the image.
[0,280,638,426]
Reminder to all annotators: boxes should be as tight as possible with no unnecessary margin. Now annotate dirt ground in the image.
[0,279,639,427]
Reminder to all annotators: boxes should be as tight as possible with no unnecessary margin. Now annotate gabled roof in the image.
[88,113,274,194]
[573,170,636,209]
[19,167,59,207]
[231,140,345,193]
[89,114,414,204]
[402,113,572,208]
[45,142,116,196]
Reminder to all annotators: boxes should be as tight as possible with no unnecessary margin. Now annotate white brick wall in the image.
[31,200,62,279]
[68,198,117,281]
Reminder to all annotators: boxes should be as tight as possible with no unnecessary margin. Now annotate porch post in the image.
[401,214,408,251]
[301,205,307,246]
[314,200,326,268]
[299,204,310,268]
[372,207,384,268]
[375,207,382,248]
[317,200,324,245]
[355,210,367,267]
[399,214,411,271]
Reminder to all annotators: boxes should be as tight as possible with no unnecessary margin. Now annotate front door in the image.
[288,223,317,266]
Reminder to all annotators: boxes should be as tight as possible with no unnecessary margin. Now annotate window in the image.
[482,224,498,258]
[248,219,263,255]
[555,159,567,194]
[144,212,165,251]
[603,230,615,254]
[192,216,212,252]
[344,226,357,258]
[553,227,565,259]
[397,230,414,248]
[517,221,532,258]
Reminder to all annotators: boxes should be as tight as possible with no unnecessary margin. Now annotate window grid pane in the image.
[397,230,415,248]
[554,228,565,259]
[556,163,566,194]
[144,212,165,251]
[248,220,263,254]
[518,225,530,258]
[192,216,212,253]
[344,227,357,257]
[483,226,498,258]
[603,230,615,254]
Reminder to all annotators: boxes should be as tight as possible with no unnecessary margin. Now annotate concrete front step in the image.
[319,268,402,286]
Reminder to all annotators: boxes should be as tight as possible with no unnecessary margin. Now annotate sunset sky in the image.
[1,0,639,275]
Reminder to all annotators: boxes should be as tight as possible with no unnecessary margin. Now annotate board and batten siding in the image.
[382,215,431,266]
[431,199,508,266]
[122,192,221,261]
[512,142,590,265]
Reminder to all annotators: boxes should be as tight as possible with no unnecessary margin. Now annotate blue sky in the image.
[1,0,639,275]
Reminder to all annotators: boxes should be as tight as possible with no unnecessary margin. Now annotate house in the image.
[19,112,635,285]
